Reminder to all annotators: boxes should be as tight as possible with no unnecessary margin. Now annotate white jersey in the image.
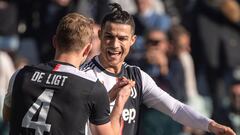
[80,56,212,135]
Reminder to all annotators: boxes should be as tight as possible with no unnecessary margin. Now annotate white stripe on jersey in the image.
[57,64,98,82]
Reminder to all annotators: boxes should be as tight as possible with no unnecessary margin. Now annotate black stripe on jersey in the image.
[122,63,141,79]
[80,62,89,70]
[80,61,91,70]
[91,58,105,71]
[120,63,144,135]
[88,62,96,71]
[81,61,96,72]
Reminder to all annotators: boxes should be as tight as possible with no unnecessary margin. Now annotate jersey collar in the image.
[93,56,125,77]
[50,60,76,68]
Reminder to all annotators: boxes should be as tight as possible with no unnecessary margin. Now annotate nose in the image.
[112,37,120,48]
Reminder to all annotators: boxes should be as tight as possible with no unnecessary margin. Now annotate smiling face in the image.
[99,22,136,73]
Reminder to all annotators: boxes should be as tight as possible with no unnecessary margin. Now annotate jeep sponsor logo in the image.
[122,108,136,123]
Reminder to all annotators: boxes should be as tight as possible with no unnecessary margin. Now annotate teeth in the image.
[108,50,121,55]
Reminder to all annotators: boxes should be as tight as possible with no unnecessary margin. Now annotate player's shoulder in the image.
[55,63,98,82]
[122,62,141,70]
[123,62,152,79]
[80,58,98,71]
[14,65,36,76]
[123,62,146,75]
[79,57,101,78]
[24,62,98,83]
[19,63,51,72]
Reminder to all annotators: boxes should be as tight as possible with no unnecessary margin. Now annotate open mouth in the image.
[107,50,121,56]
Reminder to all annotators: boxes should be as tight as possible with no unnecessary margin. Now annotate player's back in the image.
[9,61,110,135]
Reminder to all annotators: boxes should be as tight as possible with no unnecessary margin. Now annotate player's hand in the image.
[208,121,236,135]
[108,77,133,102]
[115,78,135,105]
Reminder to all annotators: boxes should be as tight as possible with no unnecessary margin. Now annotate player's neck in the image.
[98,55,122,74]
[54,52,83,69]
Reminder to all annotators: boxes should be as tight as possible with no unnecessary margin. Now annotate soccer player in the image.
[80,3,236,135]
[2,12,134,135]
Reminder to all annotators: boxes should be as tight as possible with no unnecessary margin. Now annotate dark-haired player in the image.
[81,3,236,135]
[3,12,134,135]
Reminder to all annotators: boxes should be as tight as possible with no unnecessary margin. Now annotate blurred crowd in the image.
[0,0,240,135]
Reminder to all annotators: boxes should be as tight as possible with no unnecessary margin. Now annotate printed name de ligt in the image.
[31,71,68,86]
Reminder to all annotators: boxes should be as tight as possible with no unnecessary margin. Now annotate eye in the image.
[118,36,128,41]
[104,35,114,40]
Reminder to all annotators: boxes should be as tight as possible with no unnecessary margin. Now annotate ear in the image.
[83,43,92,57]
[130,35,137,47]
[98,29,102,39]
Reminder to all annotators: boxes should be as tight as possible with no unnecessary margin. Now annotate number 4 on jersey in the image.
[22,89,54,135]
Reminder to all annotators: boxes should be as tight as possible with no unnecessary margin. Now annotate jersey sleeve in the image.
[4,69,20,107]
[140,70,212,131]
[89,80,110,125]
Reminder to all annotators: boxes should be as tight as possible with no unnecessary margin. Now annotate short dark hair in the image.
[101,3,135,34]
[230,79,240,87]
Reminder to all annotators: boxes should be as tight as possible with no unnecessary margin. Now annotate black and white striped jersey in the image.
[5,61,110,135]
[81,57,143,135]
[80,56,211,135]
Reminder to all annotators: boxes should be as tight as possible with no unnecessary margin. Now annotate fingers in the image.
[118,77,135,87]
[116,78,135,103]
[109,77,135,102]
[219,126,236,135]
[110,77,130,93]
[219,125,236,135]
[224,127,236,135]
[108,81,123,102]
[117,79,129,87]
[116,84,132,104]
[114,77,127,87]
[209,121,236,135]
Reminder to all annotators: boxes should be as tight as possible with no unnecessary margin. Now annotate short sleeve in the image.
[89,80,110,125]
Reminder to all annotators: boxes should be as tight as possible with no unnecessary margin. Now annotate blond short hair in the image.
[56,13,94,52]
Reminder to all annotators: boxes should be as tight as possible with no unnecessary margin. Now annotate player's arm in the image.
[140,70,236,135]
[109,78,135,134]
[88,81,113,135]
[3,104,11,122]
[93,122,115,135]
[2,70,19,122]
[89,79,134,135]
[3,84,12,122]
